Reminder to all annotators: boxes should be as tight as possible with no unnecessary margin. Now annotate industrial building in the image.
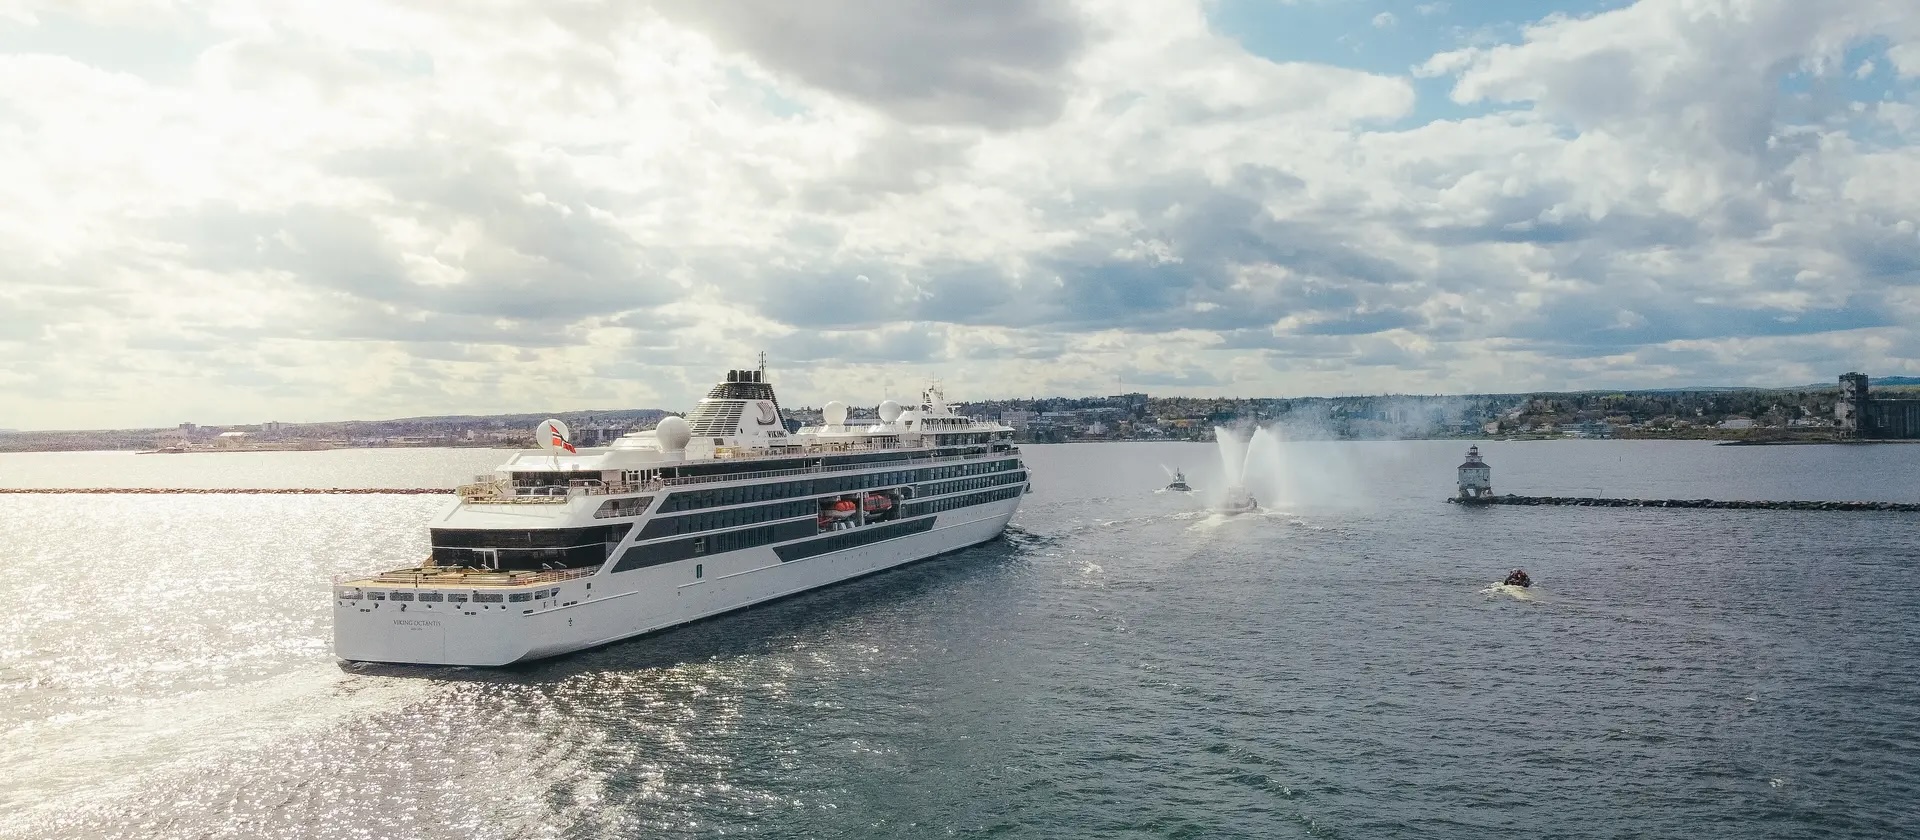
[1836,373,1920,439]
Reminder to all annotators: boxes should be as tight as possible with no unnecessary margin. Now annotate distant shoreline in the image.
[5,437,1918,456]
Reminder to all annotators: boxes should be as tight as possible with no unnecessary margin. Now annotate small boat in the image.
[1503,569,1532,588]
[1165,469,1191,492]
[136,446,188,455]
[1212,485,1258,515]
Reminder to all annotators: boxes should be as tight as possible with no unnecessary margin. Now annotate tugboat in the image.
[1165,469,1191,492]
[1503,568,1532,588]
[1213,485,1259,515]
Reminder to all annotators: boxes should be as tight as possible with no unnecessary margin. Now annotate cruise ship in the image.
[333,367,1028,666]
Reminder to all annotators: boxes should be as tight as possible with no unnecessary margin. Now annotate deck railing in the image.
[334,564,601,588]
[458,449,1010,503]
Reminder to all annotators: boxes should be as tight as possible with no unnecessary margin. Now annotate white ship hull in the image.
[335,368,1027,667]
[335,497,1020,667]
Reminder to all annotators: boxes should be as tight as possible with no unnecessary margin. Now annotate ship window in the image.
[695,564,703,579]
[473,593,504,603]
[417,592,444,602]
[693,538,707,556]
[509,593,533,603]
[366,592,386,600]
[534,590,549,600]
[447,594,469,603]
[390,592,414,601]
[336,589,363,600]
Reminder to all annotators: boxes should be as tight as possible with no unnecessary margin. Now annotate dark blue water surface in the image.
[2,440,1918,838]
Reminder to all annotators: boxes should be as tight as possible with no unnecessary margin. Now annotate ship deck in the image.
[337,565,599,589]
[463,446,1016,503]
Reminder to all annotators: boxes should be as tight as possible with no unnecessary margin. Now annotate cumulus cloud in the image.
[651,0,1087,130]
[1423,0,1920,159]
[1892,42,1920,78]
[0,0,1917,429]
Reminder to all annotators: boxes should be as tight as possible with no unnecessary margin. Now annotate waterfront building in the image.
[1836,372,1920,439]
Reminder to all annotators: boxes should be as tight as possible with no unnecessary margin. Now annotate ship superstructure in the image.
[333,368,1027,666]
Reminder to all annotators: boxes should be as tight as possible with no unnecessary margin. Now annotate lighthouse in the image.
[1457,445,1492,500]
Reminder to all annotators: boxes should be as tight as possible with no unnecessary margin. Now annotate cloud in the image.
[1,0,1919,430]
[649,0,1088,130]
[1892,42,1920,78]
[1372,12,1397,29]
[1421,0,1920,162]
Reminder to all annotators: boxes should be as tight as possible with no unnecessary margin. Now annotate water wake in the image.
[1481,582,1543,602]
[1180,507,1310,531]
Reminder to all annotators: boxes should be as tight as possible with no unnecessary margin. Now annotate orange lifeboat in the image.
[825,499,858,519]
[863,495,893,512]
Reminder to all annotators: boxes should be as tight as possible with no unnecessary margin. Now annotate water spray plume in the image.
[1212,425,1285,511]
[1215,430,1248,488]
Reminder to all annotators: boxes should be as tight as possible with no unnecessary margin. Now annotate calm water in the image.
[2,441,1918,838]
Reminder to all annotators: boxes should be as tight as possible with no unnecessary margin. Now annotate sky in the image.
[1,0,1918,430]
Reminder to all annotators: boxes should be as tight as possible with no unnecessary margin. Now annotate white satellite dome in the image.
[823,400,849,427]
[654,415,691,451]
[877,399,904,423]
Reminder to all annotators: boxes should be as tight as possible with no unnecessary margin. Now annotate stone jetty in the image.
[1449,495,1919,512]
[0,487,454,495]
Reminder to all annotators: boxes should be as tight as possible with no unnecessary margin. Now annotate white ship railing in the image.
[457,449,1013,503]
[333,565,601,588]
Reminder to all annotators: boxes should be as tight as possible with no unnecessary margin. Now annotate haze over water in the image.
[3,441,1918,838]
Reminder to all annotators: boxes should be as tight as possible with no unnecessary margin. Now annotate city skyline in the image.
[2,1,1919,430]
[8,369,1915,435]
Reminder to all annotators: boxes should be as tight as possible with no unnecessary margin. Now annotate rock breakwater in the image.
[1450,495,1919,512]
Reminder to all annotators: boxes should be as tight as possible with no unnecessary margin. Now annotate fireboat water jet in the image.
[1211,426,1283,514]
